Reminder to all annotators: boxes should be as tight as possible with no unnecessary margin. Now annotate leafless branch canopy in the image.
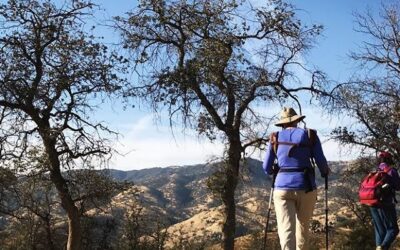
[0,0,127,169]
[331,4,400,161]
[116,0,331,151]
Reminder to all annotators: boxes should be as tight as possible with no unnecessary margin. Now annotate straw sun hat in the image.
[274,107,305,127]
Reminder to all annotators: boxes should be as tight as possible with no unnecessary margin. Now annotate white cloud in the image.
[320,139,355,162]
[109,115,224,170]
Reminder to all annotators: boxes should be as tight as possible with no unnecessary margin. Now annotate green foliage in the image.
[81,215,118,250]
[206,162,228,200]
[332,222,375,250]
[0,211,66,249]
[114,188,170,250]
[244,231,281,250]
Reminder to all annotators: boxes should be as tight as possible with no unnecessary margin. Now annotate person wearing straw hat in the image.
[262,107,330,250]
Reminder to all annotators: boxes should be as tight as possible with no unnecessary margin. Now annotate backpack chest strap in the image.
[270,129,316,157]
[277,141,312,157]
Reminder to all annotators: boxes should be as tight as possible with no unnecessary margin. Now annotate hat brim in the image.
[274,115,305,127]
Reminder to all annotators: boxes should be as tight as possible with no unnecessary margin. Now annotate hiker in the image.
[370,151,400,250]
[262,107,330,250]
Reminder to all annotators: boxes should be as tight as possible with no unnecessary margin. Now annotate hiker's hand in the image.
[272,164,280,175]
[321,167,331,178]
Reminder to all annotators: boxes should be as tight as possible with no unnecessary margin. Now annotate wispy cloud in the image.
[109,115,224,170]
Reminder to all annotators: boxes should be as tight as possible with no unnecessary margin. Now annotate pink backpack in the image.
[359,168,391,206]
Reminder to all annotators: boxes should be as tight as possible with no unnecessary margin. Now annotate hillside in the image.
[100,159,348,248]
[0,159,357,249]
[104,159,268,225]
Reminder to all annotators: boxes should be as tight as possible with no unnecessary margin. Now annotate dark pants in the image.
[370,205,399,249]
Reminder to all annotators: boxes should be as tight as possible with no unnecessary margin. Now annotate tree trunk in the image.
[49,161,81,250]
[222,134,241,250]
[42,136,81,250]
[44,217,56,250]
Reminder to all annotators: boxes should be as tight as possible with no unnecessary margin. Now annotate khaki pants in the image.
[273,189,317,250]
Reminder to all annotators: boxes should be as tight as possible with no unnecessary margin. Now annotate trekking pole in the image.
[263,165,277,250]
[311,156,329,250]
[324,175,329,250]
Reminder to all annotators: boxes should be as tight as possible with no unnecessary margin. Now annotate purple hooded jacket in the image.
[378,162,400,204]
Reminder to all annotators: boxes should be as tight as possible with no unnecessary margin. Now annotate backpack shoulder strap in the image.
[269,131,279,156]
[307,128,317,147]
[306,128,318,167]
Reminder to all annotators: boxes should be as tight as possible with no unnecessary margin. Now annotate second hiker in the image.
[369,151,400,250]
[262,107,330,250]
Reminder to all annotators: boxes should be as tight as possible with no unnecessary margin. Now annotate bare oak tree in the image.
[115,0,328,248]
[331,4,400,161]
[0,0,126,249]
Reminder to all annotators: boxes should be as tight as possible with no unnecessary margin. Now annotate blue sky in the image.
[288,0,381,81]
[86,0,386,170]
